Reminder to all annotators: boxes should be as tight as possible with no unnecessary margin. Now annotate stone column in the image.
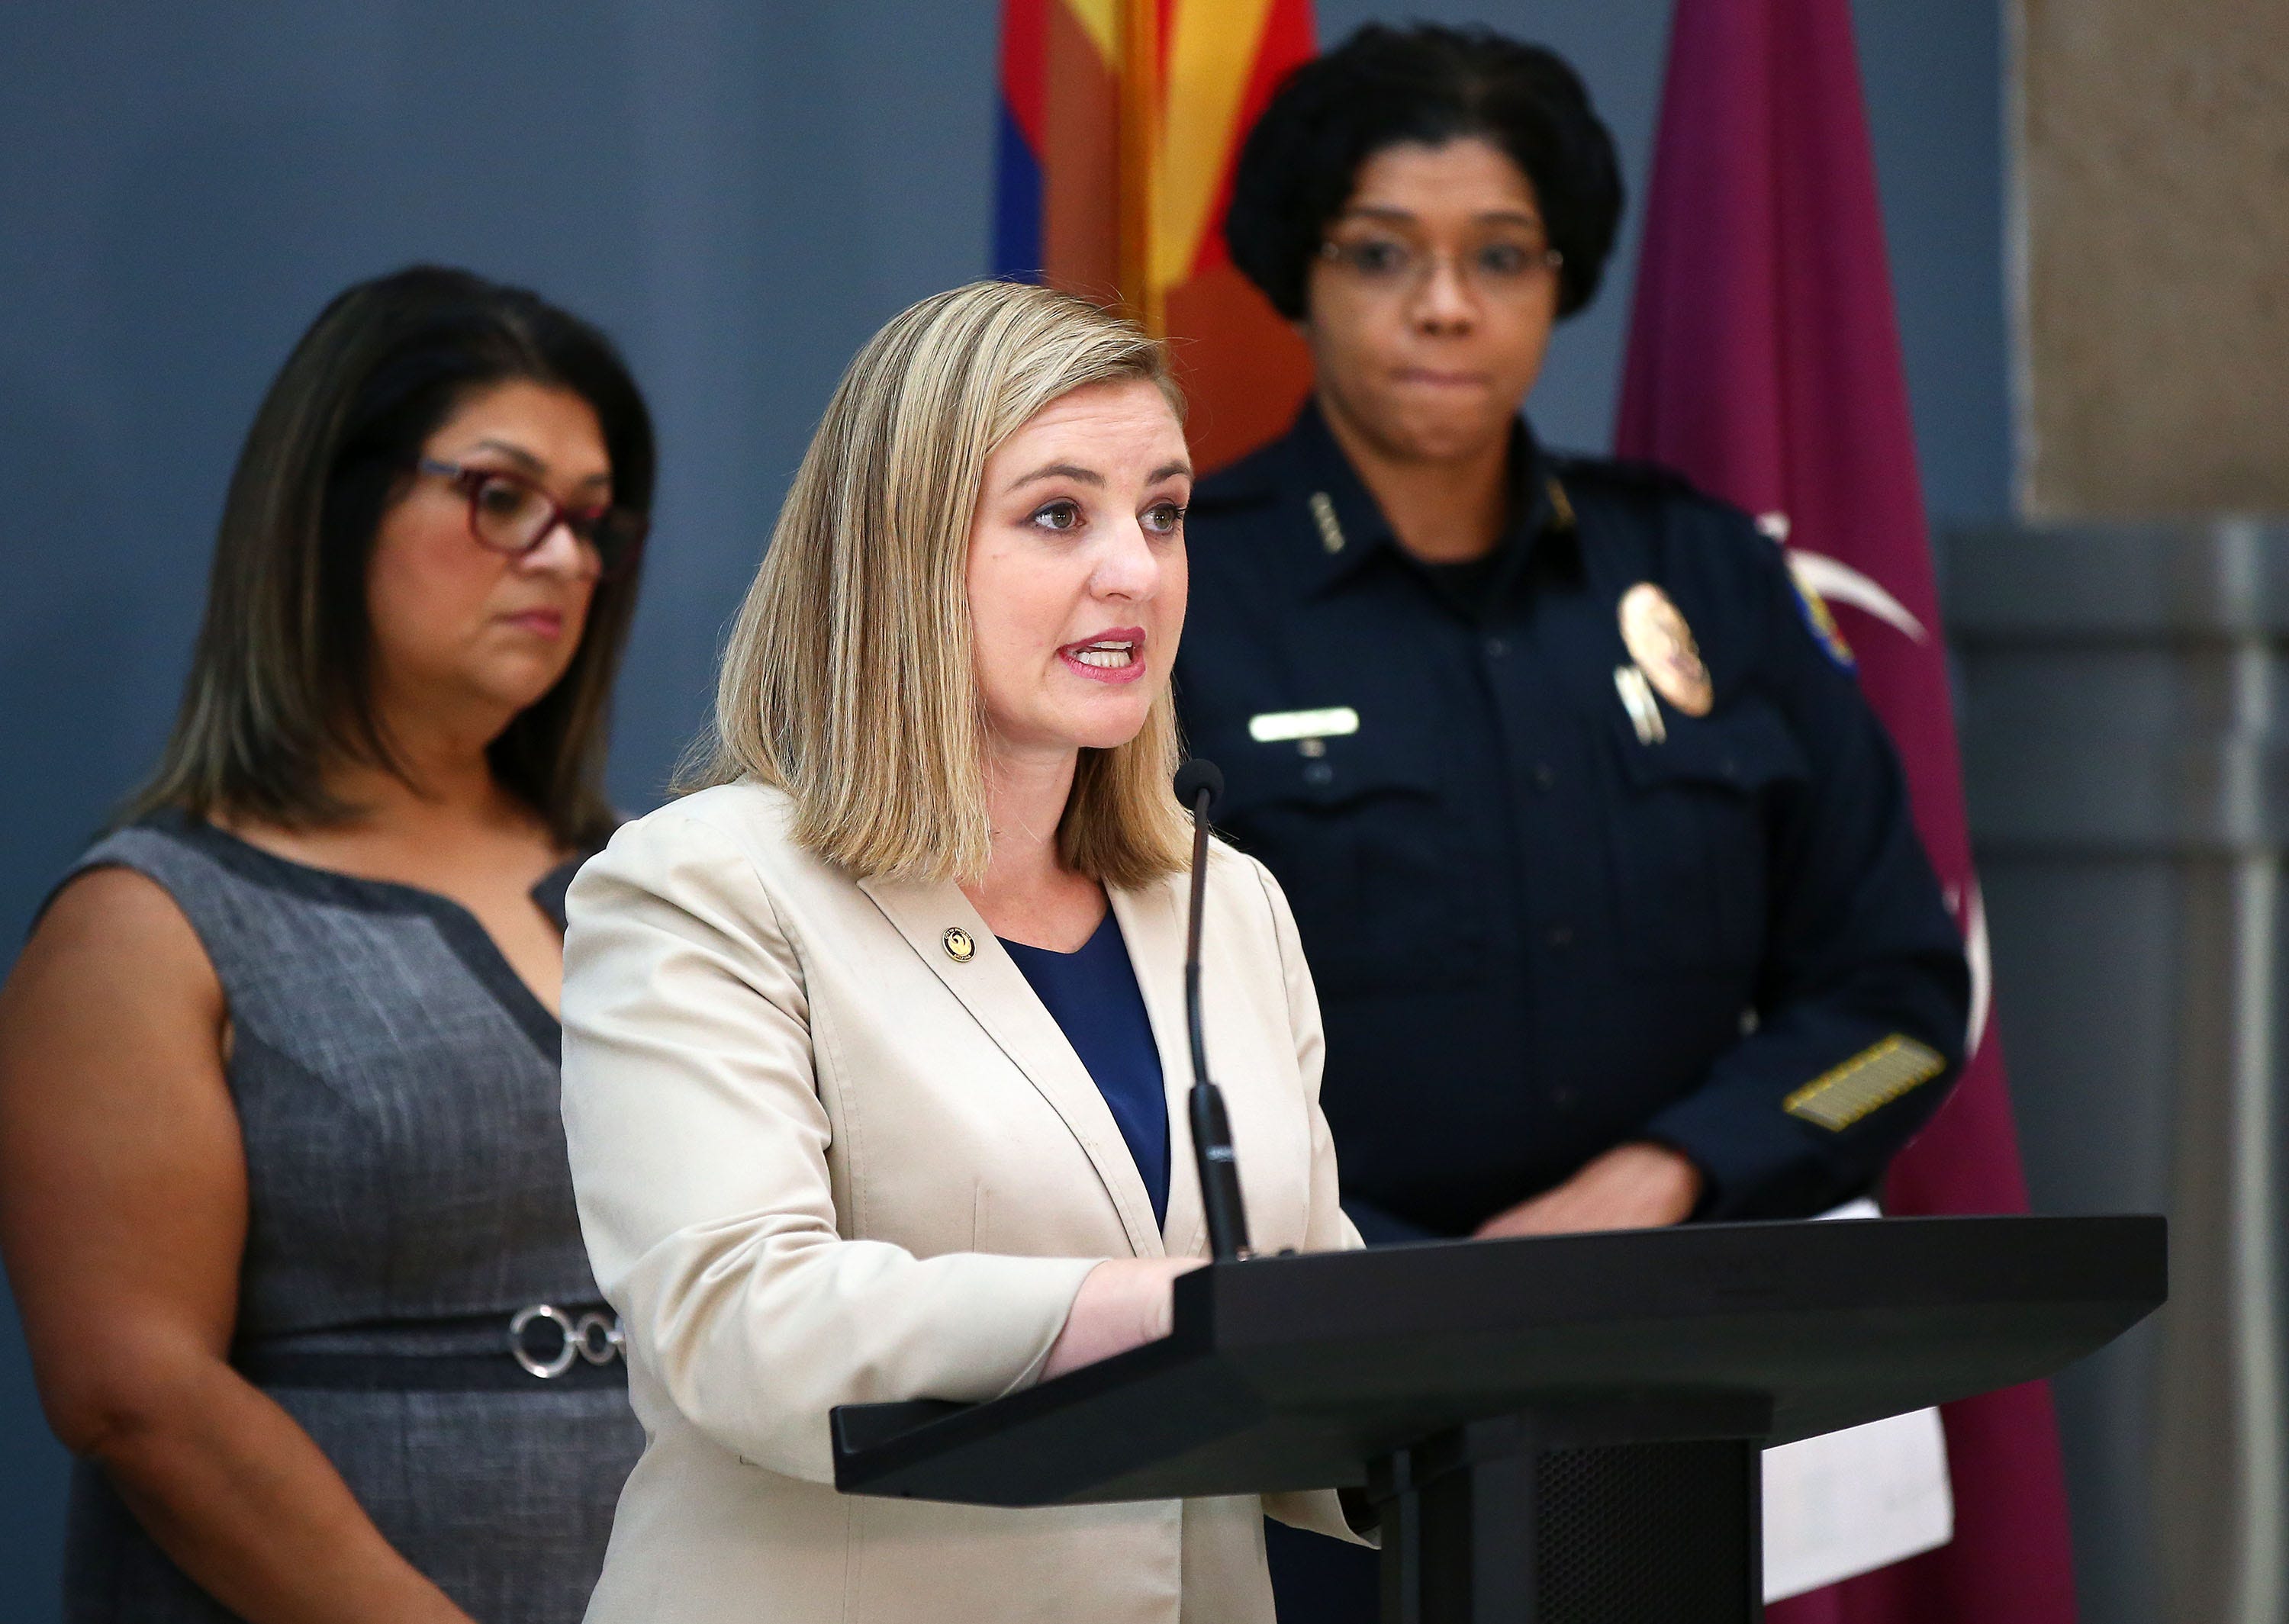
[1994,5,2289,1619]
[1949,519,2289,1624]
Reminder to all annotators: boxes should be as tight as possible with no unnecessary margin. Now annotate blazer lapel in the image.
[1109,876,1206,1260]
[856,873,1165,1259]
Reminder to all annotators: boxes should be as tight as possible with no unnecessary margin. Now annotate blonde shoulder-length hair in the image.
[688,280,1193,888]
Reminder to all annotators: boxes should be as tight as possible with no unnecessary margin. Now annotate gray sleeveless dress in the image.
[55,810,643,1623]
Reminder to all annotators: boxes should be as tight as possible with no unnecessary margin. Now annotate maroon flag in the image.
[1615,2,2077,1620]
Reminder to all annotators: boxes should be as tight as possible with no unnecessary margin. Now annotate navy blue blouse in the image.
[1000,909,1171,1227]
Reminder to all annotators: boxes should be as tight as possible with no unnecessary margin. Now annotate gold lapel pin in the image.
[942,927,976,963]
[1544,474,1576,532]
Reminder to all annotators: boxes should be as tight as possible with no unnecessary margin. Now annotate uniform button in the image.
[1485,635,1509,658]
[1551,1086,1576,1109]
[1533,762,1557,790]
[1302,761,1334,787]
[1547,924,1574,948]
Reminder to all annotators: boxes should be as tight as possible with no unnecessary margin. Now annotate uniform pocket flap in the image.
[1615,699,1811,794]
[1203,715,1441,812]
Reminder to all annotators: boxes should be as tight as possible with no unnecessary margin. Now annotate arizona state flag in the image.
[994,0,1315,471]
[1617,3,2078,1620]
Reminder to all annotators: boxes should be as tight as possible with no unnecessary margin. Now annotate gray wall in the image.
[0,1,2007,1606]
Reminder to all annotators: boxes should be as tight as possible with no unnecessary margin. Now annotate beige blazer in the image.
[560,782,1363,1624]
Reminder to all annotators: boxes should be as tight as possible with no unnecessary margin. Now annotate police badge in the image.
[1618,582,1714,717]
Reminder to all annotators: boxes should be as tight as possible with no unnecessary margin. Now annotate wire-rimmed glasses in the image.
[1317,234,1564,300]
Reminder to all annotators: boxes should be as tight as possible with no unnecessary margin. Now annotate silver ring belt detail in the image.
[233,1305,628,1392]
[509,1304,626,1378]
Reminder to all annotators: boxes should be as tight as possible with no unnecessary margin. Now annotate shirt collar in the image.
[1284,398,1578,600]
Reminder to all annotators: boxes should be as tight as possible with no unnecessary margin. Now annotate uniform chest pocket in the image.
[1207,723,1484,994]
[1607,698,1811,974]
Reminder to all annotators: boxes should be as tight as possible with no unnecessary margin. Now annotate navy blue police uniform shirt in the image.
[1173,403,1971,1237]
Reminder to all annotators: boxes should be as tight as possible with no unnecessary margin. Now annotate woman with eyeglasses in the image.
[0,266,655,1622]
[1173,26,1969,1622]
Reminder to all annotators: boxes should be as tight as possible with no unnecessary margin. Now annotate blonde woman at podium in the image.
[558,281,1366,1623]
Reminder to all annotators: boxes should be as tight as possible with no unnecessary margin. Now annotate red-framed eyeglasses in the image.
[415,458,647,578]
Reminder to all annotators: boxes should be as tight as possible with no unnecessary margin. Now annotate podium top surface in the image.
[832,1214,2165,1508]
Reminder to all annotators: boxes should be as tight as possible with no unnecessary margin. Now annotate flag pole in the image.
[1116,0,1163,335]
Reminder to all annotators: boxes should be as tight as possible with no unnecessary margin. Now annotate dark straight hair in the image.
[127,265,656,849]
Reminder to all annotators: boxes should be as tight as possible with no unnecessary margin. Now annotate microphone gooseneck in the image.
[1175,759,1223,1085]
[1174,760,1251,1262]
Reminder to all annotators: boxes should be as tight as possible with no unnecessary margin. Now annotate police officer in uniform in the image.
[1173,27,1972,1619]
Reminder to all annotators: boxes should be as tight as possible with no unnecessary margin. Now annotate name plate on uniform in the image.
[1247,706,1360,744]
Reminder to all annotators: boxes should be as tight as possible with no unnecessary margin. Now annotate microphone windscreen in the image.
[1173,758,1225,812]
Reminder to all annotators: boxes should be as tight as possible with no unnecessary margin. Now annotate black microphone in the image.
[1173,759,1252,1262]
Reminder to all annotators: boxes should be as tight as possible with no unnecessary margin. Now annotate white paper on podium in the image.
[1758,1200,1954,1603]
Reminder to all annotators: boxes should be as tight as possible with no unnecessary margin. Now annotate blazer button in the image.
[942,927,976,963]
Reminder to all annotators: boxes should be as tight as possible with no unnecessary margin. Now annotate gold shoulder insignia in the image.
[1783,1034,1946,1131]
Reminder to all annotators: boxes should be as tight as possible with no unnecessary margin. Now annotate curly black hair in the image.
[1225,24,1624,321]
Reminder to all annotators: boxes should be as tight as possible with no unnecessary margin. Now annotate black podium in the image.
[833,1214,2165,1623]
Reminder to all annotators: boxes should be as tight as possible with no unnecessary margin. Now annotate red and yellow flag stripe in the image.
[997,0,1318,470]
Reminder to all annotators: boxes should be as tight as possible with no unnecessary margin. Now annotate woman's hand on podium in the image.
[1472,1142,1705,1239]
[1041,1257,1206,1380]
